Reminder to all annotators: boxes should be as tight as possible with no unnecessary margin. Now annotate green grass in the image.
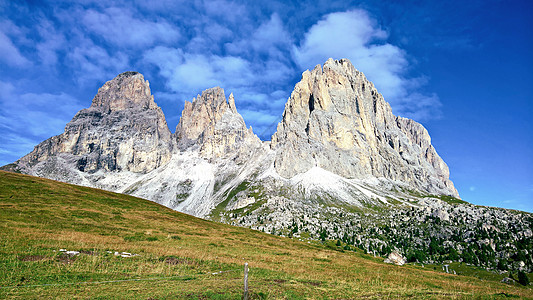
[424,194,469,205]
[209,181,250,221]
[0,171,532,299]
[421,262,533,284]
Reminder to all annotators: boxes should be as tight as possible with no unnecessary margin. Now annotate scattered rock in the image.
[501,277,516,285]
[113,251,138,258]
[56,254,76,264]
[384,251,406,266]
[79,250,97,255]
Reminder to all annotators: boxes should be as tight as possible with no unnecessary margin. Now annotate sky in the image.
[0,0,532,212]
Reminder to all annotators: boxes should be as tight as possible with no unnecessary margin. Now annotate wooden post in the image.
[243,263,249,300]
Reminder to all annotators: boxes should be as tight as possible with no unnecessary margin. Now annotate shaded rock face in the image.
[15,72,172,174]
[271,58,457,197]
[175,87,262,162]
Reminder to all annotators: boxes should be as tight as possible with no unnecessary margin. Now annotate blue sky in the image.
[1,0,532,212]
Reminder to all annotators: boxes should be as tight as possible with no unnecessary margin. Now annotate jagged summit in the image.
[118,71,140,77]
[90,71,158,112]
[271,58,458,197]
[10,71,172,180]
[175,86,262,161]
[175,87,231,146]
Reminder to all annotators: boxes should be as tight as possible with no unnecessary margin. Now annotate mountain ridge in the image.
[3,58,461,213]
[2,58,532,275]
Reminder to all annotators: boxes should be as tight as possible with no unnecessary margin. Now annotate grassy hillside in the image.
[0,171,531,299]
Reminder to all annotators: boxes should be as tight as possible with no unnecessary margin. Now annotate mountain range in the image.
[3,58,531,274]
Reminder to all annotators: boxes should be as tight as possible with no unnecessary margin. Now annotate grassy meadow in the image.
[0,170,531,299]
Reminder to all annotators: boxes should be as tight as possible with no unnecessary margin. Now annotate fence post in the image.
[243,263,249,300]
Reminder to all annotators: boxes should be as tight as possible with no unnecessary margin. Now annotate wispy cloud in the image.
[0,80,84,164]
[66,37,130,84]
[142,10,295,138]
[144,47,252,93]
[35,18,66,66]
[203,0,249,24]
[81,7,181,48]
[0,21,31,68]
[0,132,42,166]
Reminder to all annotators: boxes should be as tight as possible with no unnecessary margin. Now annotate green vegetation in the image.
[519,270,531,286]
[399,188,467,205]
[0,171,532,299]
[424,194,469,205]
[209,181,250,221]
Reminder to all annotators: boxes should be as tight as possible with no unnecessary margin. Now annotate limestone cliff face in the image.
[15,72,172,174]
[175,87,262,162]
[271,58,458,197]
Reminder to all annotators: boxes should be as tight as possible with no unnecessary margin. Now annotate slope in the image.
[0,171,531,299]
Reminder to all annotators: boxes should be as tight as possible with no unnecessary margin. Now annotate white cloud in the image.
[35,18,66,66]
[203,0,249,23]
[225,13,291,59]
[0,31,31,68]
[0,81,84,163]
[144,46,253,93]
[251,13,291,55]
[66,38,129,84]
[81,7,180,47]
[293,10,388,67]
[293,9,441,121]
[239,109,280,126]
[204,23,233,41]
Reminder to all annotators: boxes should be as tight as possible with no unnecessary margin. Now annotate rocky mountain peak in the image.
[228,92,237,114]
[91,71,157,112]
[176,87,231,145]
[175,87,262,161]
[11,71,172,178]
[271,58,458,197]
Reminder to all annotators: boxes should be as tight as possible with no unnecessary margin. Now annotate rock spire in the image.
[271,58,458,197]
[12,72,172,178]
[175,87,261,161]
